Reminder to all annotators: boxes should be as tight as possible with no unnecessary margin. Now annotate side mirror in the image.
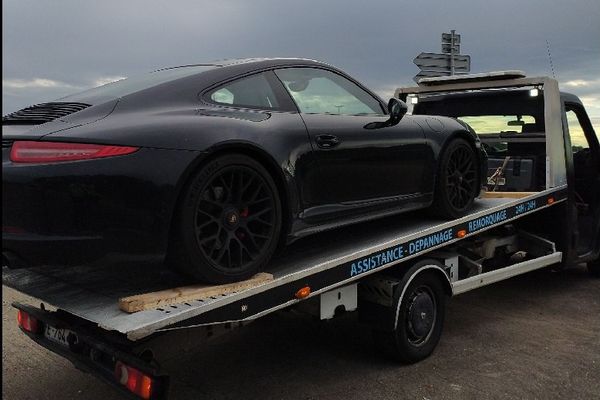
[363,98,408,130]
[387,98,407,126]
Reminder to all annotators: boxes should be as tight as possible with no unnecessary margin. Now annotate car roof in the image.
[51,58,385,109]
[156,57,331,71]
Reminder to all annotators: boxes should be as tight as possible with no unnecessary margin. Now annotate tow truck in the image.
[3,71,599,400]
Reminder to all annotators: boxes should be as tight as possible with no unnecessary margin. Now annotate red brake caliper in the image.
[236,207,249,240]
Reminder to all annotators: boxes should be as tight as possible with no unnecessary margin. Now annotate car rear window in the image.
[208,73,280,110]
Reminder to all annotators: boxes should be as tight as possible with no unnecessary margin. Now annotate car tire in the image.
[170,154,282,283]
[588,258,600,278]
[373,271,447,364]
[431,137,478,218]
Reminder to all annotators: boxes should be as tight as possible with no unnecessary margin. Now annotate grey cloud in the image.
[3,0,600,117]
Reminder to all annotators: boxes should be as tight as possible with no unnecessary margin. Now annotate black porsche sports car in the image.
[2,58,487,283]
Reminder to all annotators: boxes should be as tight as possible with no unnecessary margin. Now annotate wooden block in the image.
[119,272,274,313]
[482,191,537,199]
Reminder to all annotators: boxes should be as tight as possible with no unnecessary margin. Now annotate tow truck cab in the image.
[396,72,600,269]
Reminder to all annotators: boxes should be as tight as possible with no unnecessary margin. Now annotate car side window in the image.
[208,73,280,110]
[274,68,384,115]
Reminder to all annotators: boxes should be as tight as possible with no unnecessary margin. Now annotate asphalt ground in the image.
[3,264,599,400]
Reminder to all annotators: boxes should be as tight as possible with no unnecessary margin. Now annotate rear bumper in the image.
[2,146,203,269]
[2,233,105,268]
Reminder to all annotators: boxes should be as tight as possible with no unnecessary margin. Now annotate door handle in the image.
[315,134,340,149]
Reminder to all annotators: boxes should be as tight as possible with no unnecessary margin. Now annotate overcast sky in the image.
[3,0,600,126]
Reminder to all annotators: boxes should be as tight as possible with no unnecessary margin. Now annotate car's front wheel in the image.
[431,137,479,218]
[171,154,282,283]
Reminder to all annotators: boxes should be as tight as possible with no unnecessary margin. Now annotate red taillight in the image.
[10,141,139,163]
[2,226,26,234]
[114,361,154,399]
[17,310,40,333]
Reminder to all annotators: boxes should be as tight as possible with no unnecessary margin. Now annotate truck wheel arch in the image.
[393,259,452,330]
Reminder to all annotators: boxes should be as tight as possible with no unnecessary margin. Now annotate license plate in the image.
[44,324,75,348]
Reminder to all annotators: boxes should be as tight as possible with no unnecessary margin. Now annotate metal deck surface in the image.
[3,191,563,340]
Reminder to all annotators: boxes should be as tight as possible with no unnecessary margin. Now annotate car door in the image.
[204,71,321,220]
[274,67,429,221]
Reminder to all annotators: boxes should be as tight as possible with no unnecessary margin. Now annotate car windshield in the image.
[60,65,215,103]
[457,115,538,134]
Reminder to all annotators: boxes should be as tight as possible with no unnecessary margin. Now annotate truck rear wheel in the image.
[374,271,447,363]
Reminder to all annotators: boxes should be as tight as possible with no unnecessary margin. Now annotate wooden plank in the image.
[482,191,537,199]
[119,272,274,313]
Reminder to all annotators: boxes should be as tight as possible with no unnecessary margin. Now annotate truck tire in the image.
[373,271,447,364]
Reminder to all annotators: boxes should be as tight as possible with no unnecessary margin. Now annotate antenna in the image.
[546,40,556,79]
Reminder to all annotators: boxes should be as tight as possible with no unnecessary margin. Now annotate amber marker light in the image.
[547,197,555,205]
[295,286,311,299]
[457,229,467,238]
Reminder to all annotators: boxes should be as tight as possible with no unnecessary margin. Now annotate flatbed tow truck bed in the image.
[3,188,565,342]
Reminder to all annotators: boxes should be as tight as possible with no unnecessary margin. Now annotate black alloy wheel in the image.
[446,143,477,210]
[195,165,276,271]
[171,154,282,283]
[431,138,478,218]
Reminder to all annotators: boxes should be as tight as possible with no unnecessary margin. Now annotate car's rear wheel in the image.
[431,138,478,218]
[172,154,282,283]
